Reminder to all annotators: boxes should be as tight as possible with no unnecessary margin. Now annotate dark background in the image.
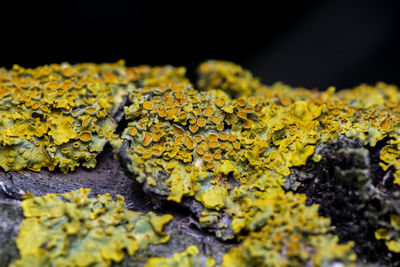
[1,0,399,90]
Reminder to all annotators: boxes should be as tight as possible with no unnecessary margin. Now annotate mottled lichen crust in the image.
[196,61,400,257]
[144,245,216,267]
[127,65,190,88]
[11,188,173,267]
[0,61,190,174]
[197,60,264,97]
[119,61,367,264]
[0,61,130,173]
[6,59,400,265]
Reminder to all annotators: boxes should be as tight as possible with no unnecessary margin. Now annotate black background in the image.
[1,0,399,90]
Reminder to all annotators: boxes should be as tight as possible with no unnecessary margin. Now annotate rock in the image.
[286,135,400,265]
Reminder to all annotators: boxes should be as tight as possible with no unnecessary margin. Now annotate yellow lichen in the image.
[0,61,190,173]
[144,245,216,267]
[7,59,400,265]
[120,60,370,264]
[11,189,173,267]
[0,61,128,173]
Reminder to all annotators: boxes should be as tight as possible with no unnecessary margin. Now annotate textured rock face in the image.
[1,60,400,266]
[286,135,400,265]
[0,199,22,266]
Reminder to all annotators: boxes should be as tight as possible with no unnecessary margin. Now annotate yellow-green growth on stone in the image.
[144,245,216,267]
[11,189,173,267]
[0,61,190,173]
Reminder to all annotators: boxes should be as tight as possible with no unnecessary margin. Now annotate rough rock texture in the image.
[0,198,22,266]
[285,135,400,265]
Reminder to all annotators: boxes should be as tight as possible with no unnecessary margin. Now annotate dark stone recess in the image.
[285,135,400,265]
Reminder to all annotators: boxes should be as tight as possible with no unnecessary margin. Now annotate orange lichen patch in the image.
[197,118,207,128]
[243,106,255,113]
[213,152,222,160]
[380,118,390,129]
[0,87,10,98]
[183,135,195,150]
[166,108,180,119]
[197,147,206,155]
[218,133,228,140]
[210,116,221,124]
[237,99,247,107]
[143,150,153,159]
[153,96,162,102]
[193,108,202,116]
[215,98,225,107]
[189,124,198,133]
[281,98,292,106]
[151,148,162,157]
[158,108,167,117]
[236,111,247,120]
[172,124,184,136]
[248,97,258,106]
[189,117,197,124]
[86,107,97,114]
[228,134,236,142]
[209,141,220,149]
[203,153,213,162]
[136,123,145,131]
[216,123,224,131]
[206,162,215,169]
[203,107,214,116]
[208,134,218,142]
[220,143,228,150]
[142,132,153,146]
[232,141,241,150]
[243,120,253,129]
[79,132,92,142]
[178,111,187,120]
[143,100,154,110]
[129,127,138,136]
[152,133,161,142]
[136,147,145,155]
[194,135,202,143]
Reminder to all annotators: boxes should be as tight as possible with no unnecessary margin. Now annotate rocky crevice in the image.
[285,135,400,265]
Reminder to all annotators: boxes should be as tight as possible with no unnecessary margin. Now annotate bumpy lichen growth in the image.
[6,59,400,265]
[11,188,173,267]
[119,61,372,265]
[127,65,190,88]
[0,61,190,174]
[197,60,264,97]
[0,61,130,173]
[222,194,356,266]
[144,245,215,267]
